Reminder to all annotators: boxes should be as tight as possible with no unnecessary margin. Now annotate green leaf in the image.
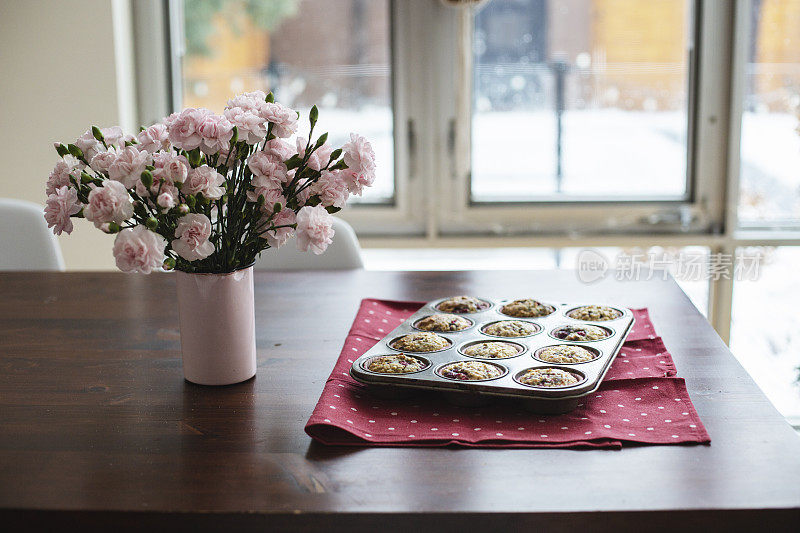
[285,154,303,170]
[67,144,83,159]
[55,143,69,157]
[325,206,342,214]
[91,126,104,142]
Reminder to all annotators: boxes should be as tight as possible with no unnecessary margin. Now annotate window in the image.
[471,0,692,202]
[177,0,395,204]
[738,0,800,228]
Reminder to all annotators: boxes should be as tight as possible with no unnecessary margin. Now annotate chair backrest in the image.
[253,216,364,270]
[0,198,65,271]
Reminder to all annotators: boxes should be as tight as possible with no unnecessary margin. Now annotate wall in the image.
[0,0,134,270]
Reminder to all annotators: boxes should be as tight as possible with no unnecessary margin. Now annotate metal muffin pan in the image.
[349,297,634,414]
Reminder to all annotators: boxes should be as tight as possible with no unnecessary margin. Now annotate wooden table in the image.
[1,271,799,531]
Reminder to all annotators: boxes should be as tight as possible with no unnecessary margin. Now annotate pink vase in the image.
[175,265,257,385]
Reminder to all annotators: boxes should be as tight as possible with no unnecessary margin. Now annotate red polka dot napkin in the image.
[305,299,710,448]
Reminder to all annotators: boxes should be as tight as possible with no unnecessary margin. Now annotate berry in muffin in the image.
[415,313,472,332]
[500,299,555,318]
[390,332,451,352]
[438,361,504,381]
[462,341,520,359]
[436,295,490,313]
[535,345,598,364]
[517,368,580,387]
[567,305,622,321]
[482,320,539,337]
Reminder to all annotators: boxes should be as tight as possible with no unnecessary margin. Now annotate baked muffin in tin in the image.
[482,320,539,338]
[534,345,598,364]
[437,361,504,381]
[461,341,521,359]
[390,332,451,352]
[365,354,428,374]
[500,299,555,318]
[551,324,611,341]
[516,368,581,388]
[567,305,622,321]
[436,295,490,314]
[415,313,472,332]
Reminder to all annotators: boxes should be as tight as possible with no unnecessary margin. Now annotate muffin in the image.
[366,354,428,374]
[436,295,490,313]
[535,345,598,364]
[438,361,503,381]
[415,313,472,332]
[517,368,580,387]
[551,324,611,341]
[390,332,450,352]
[482,320,539,337]
[568,305,622,321]
[500,299,555,318]
[462,341,520,359]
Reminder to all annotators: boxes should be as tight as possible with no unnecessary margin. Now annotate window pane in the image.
[471,0,691,201]
[731,247,800,420]
[180,0,394,203]
[738,0,800,227]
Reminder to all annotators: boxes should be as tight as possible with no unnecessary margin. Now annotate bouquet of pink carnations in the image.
[44,92,375,273]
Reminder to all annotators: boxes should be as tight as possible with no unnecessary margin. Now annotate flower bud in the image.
[273,202,282,213]
[266,92,275,103]
[309,105,319,126]
[107,222,121,233]
[162,257,176,270]
[67,144,84,159]
[55,143,69,157]
[314,132,328,148]
[257,194,265,207]
[186,195,196,207]
[140,170,153,188]
[145,217,159,230]
[178,204,190,214]
[91,126,104,142]
[329,148,342,161]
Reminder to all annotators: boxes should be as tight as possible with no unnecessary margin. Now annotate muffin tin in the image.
[349,297,634,414]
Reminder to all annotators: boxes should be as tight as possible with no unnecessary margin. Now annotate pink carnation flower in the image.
[152,151,190,184]
[89,147,119,174]
[109,145,151,188]
[262,102,298,138]
[167,108,210,151]
[182,165,225,199]
[248,177,286,209]
[342,133,376,195]
[295,205,334,255]
[261,208,296,249]
[172,213,214,261]
[311,170,350,208]
[263,138,295,161]
[113,226,167,274]
[74,129,103,161]
[157,191,176,209]
[247,150,289,185]
[197,113,234,155]
[44,186,82,236]
[83,180,133,228]
[137,123,170,153]
[46,156,81,196]
[224,92,269,145]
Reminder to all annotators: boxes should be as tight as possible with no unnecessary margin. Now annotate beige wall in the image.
[0,0,134,270]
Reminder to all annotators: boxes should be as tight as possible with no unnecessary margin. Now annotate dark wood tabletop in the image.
[1,270,799,532]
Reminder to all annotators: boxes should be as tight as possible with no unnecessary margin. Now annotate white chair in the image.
[0,198,65,271]
[254,217,364,270]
